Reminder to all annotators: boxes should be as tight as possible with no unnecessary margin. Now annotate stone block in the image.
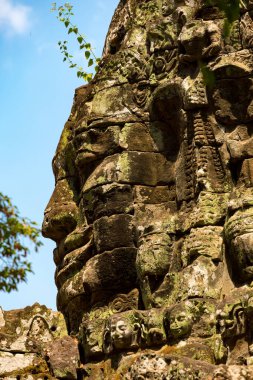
[93,214,136,253]
[45,336,79,379]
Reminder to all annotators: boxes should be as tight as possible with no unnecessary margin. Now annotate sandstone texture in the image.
[5,0,253,378]
[0,303,79,379]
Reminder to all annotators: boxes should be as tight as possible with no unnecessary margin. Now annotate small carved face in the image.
[110,317,134,350]
[29,317,45,335]
[137,232,172,279]
[168,309,193,338]
[27,316,53,349]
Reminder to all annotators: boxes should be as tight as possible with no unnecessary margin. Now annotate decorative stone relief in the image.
[41,0,253,378]
[0,303,78,379]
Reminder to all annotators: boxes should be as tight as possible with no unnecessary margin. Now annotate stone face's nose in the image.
[42,178,79,243]
[42,203,78,242]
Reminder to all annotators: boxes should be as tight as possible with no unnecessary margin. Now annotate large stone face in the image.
[42,0,253,378]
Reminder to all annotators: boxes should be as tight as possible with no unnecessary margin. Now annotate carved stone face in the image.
[104,314,139,353]
[164,304,194,340]
[42,83,175,334]
[110,317,134,350]
[42,0,253,375]
[169,309,193,339]
[42,86,142,334]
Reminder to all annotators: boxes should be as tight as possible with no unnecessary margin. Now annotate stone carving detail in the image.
[42,0,253,378]
[0,303,79,379]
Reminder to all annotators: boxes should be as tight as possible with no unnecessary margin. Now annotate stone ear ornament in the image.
[103,319,113,355]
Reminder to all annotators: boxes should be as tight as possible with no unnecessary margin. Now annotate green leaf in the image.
[86,73,93,82]
[200,62,215,88]
[88,58,94,67]
[77,36,83,44]
[0,192,42,293]
[53,2,100,83]
[85,50,90,59]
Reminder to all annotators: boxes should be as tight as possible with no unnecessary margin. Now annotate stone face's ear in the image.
[103,320,113,355]
[163,307,172,340]
[133,322,142,347]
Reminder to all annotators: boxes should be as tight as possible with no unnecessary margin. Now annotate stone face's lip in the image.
[171,327,183,332]
[56,258,87,313]
[76,149,100,160]
[55,243,92,289]
[75,150,97,164]
[55,225,93,263]
[57,246,138,312]
[56,269,86,312]
[77,148,95,154]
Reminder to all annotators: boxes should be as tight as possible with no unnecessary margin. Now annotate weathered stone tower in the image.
[2,0,253,378]
[42,0,253,377]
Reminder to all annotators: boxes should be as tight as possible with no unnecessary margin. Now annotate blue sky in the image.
[0,0,118,310]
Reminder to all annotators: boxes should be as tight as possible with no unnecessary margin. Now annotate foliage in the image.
[200,62,216,88]
[53,1,243,87]
[51,2,101,82]
[0,192,42,292]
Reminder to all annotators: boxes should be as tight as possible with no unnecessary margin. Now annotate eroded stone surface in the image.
[0,303,79,379]
[39,0,253,378]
